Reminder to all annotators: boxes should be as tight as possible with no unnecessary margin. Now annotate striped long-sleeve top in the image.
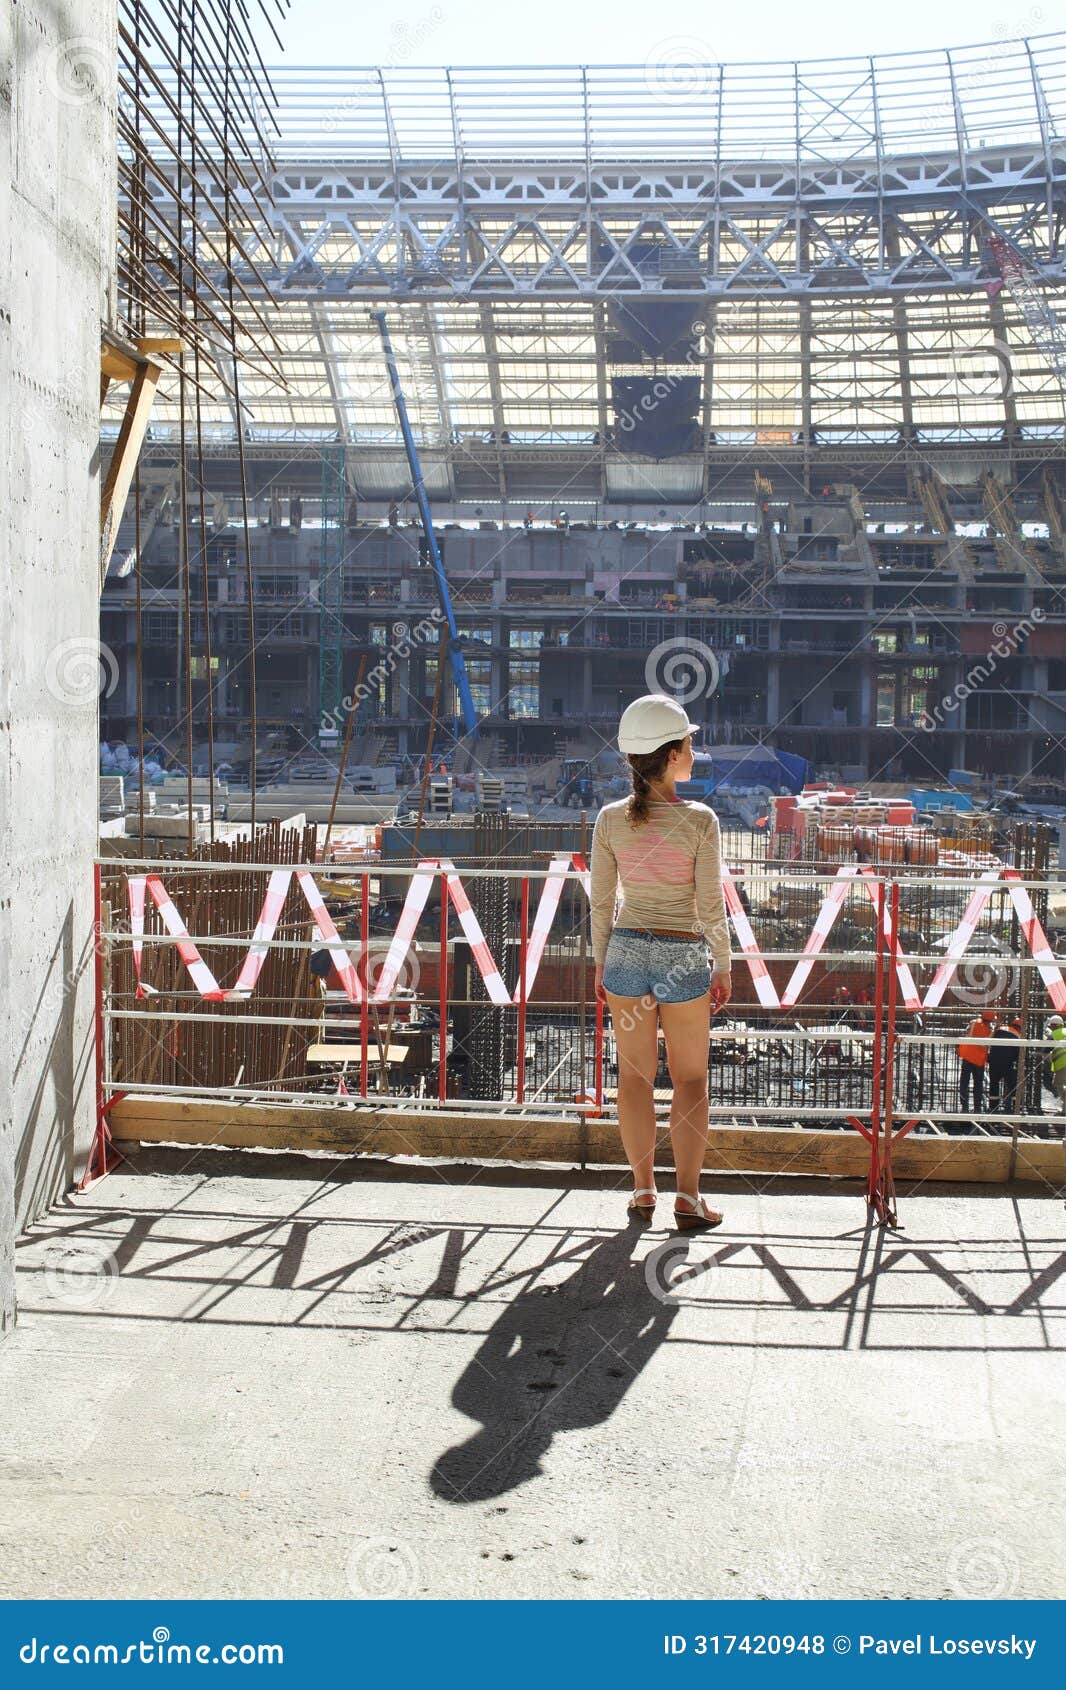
[588,797,732,972]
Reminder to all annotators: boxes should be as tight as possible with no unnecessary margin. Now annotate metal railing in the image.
[137,37,1066,166]
[90,843,1066,1159]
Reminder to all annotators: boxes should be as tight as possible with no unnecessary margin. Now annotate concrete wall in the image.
[0,0,116,1334]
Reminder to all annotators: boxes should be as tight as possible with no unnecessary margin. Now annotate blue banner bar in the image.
[2,1602,1063,1687]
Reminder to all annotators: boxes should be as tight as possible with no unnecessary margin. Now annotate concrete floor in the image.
[1,1148,1064,1601]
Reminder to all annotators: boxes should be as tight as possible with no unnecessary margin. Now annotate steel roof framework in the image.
[111,36,1066,497]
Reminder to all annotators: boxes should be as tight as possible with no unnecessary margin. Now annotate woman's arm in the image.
[589,809,619,974]
[694,810,732,993]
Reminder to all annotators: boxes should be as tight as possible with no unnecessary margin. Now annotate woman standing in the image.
[590,694,732,1231]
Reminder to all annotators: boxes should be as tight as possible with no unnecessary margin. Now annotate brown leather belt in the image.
[617,926,700,940]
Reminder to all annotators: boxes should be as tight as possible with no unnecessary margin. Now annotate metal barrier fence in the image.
[87,838,1066,1219]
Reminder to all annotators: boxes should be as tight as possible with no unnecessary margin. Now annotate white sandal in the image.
[673,1191,724,1233]
[627,1186,657,1222]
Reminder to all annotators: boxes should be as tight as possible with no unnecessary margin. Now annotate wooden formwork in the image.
[110,1096,1066,1188]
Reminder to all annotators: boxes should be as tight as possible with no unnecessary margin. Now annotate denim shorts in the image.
[601,926,711,1003]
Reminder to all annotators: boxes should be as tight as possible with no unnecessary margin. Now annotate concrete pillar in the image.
[765,661,781,735]
[0,2,117,1335]
[859,665,874,728]
[396,654,412,731]
[216,654,229,718]
[123,620,138,729]
[582,656,592,716]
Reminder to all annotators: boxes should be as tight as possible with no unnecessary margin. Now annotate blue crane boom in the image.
[371,310,478,739]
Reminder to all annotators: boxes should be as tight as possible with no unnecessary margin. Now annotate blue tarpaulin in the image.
[679,746,812,796]
[910,788,973,812]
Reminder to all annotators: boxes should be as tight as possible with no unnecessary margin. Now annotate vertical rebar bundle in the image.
[461,813,510,1099]
[112,1,290,838]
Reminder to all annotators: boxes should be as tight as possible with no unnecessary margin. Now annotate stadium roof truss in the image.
[111,36,1066,493]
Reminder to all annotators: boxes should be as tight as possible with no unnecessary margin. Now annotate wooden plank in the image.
[100,345,141,383]
[102,336,183,382]
[100,360,161,588]
[137,337,184,358]
[306,1043,408,1064]
[108,1096,1066,1186]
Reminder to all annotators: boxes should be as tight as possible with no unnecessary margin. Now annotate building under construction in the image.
[3,5,1066,1609]
[102,481,1066,786]
[99,46,1066,789]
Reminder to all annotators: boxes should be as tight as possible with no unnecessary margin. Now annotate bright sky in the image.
[276,0,1052,65]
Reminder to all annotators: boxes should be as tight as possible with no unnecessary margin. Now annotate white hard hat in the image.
[618,694,700,755]
[1050,1015,1064,1028]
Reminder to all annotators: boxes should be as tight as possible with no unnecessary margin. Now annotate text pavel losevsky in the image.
[859,1636,1035,1659]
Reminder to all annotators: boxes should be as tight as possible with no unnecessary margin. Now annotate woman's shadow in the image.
[431,1218,693,1504]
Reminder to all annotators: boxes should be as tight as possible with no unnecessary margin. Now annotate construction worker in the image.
[957,1009,995,1124]
[986,1014,1023,1117]
[1047,1015,1066,1117]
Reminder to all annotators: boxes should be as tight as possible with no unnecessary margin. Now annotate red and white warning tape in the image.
[514,852,589,1002]
[1003,869,1066,1011]
[779,866,921,1011]
[370,859,509,1006]
[126,857,1065,1016]
[721,864,778,1008]
[924,865,1066,1012]
[129,871,362,1003]
[922,868,1003,1011]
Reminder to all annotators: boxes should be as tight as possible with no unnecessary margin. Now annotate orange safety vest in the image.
[958,1019,994,1066]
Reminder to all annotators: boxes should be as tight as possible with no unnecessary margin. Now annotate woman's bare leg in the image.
[658,993,715,1211]
[603,989,660,1194]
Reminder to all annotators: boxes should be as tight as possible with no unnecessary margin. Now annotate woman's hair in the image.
[625,737,684,825]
